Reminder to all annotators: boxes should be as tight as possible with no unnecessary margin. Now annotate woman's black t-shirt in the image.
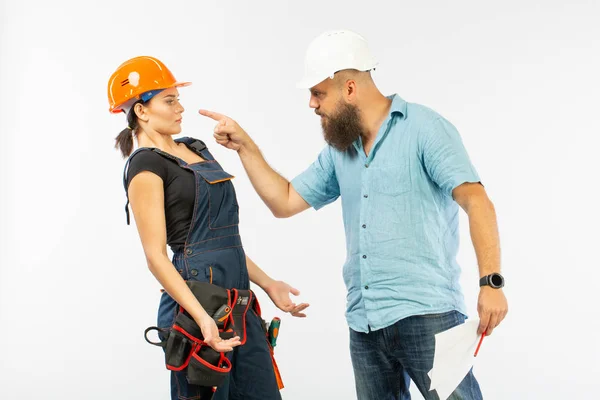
[126,150,194,252]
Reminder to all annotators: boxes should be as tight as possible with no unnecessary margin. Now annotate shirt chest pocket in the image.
[370,164,412,196]
[196,169,239,229]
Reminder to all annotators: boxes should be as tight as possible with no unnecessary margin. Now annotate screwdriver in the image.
[267,317,281,348]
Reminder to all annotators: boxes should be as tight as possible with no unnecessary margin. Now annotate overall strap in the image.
[176,136,214,161]
[122,148,151,225]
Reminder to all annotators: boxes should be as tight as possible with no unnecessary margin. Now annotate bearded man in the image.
[200,30,508,400]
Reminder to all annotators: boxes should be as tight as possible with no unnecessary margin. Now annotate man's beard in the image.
[319,101,364,152]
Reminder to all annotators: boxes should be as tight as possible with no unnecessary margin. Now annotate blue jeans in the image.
[350,311,483,400]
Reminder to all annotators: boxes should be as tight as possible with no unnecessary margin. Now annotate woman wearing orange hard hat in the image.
[107,56,308,400]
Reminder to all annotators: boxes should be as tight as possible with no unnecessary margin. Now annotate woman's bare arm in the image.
[128,170,241,351]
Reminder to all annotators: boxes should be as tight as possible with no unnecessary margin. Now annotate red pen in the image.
[474,331,486,357]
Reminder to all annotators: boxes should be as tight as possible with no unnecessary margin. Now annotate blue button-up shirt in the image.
[291,94,480,332]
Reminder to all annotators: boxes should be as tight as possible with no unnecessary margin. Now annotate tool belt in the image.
[144,281,265,388]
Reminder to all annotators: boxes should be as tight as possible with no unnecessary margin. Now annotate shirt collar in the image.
[388,93,407,118]
[352,94,407,151]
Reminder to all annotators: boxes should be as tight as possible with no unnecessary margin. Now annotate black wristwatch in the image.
[479,273,504,289]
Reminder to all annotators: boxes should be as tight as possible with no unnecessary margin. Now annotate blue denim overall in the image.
[125,137,281,400]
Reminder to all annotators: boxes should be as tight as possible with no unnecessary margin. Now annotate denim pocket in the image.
[196,169,239,229]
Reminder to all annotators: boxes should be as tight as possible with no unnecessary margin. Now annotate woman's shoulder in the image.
[126,149,169,187]
[128,148,166,167]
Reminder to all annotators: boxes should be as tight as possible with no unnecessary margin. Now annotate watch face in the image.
[491,274,503,287]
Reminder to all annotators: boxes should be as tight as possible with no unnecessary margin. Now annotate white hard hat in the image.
[296,30,379,89]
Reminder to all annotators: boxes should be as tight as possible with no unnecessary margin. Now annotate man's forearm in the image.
[237,141,293,217]
[450,183,509,335]
[466,197,501,278]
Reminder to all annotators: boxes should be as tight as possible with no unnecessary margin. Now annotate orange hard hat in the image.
[107,56,191,114]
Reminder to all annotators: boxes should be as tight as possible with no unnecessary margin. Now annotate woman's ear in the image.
[134,102,149,122]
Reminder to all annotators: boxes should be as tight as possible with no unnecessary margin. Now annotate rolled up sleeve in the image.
[291,146,340,210]
[421,117,481,197]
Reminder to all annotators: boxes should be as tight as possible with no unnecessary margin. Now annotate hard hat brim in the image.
[109,81,192,114]
[296,75,329,90]
[296,60,379,90]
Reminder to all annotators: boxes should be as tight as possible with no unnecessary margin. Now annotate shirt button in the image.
[191,269,198,276]
[185,248,193,255]
[364,285,369,290]
[365,163,369,168]
[362,224,366,228]
[362,255,367,259]
[363,194,368,198]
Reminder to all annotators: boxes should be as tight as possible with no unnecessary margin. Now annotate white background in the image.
[1,0,599,399]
